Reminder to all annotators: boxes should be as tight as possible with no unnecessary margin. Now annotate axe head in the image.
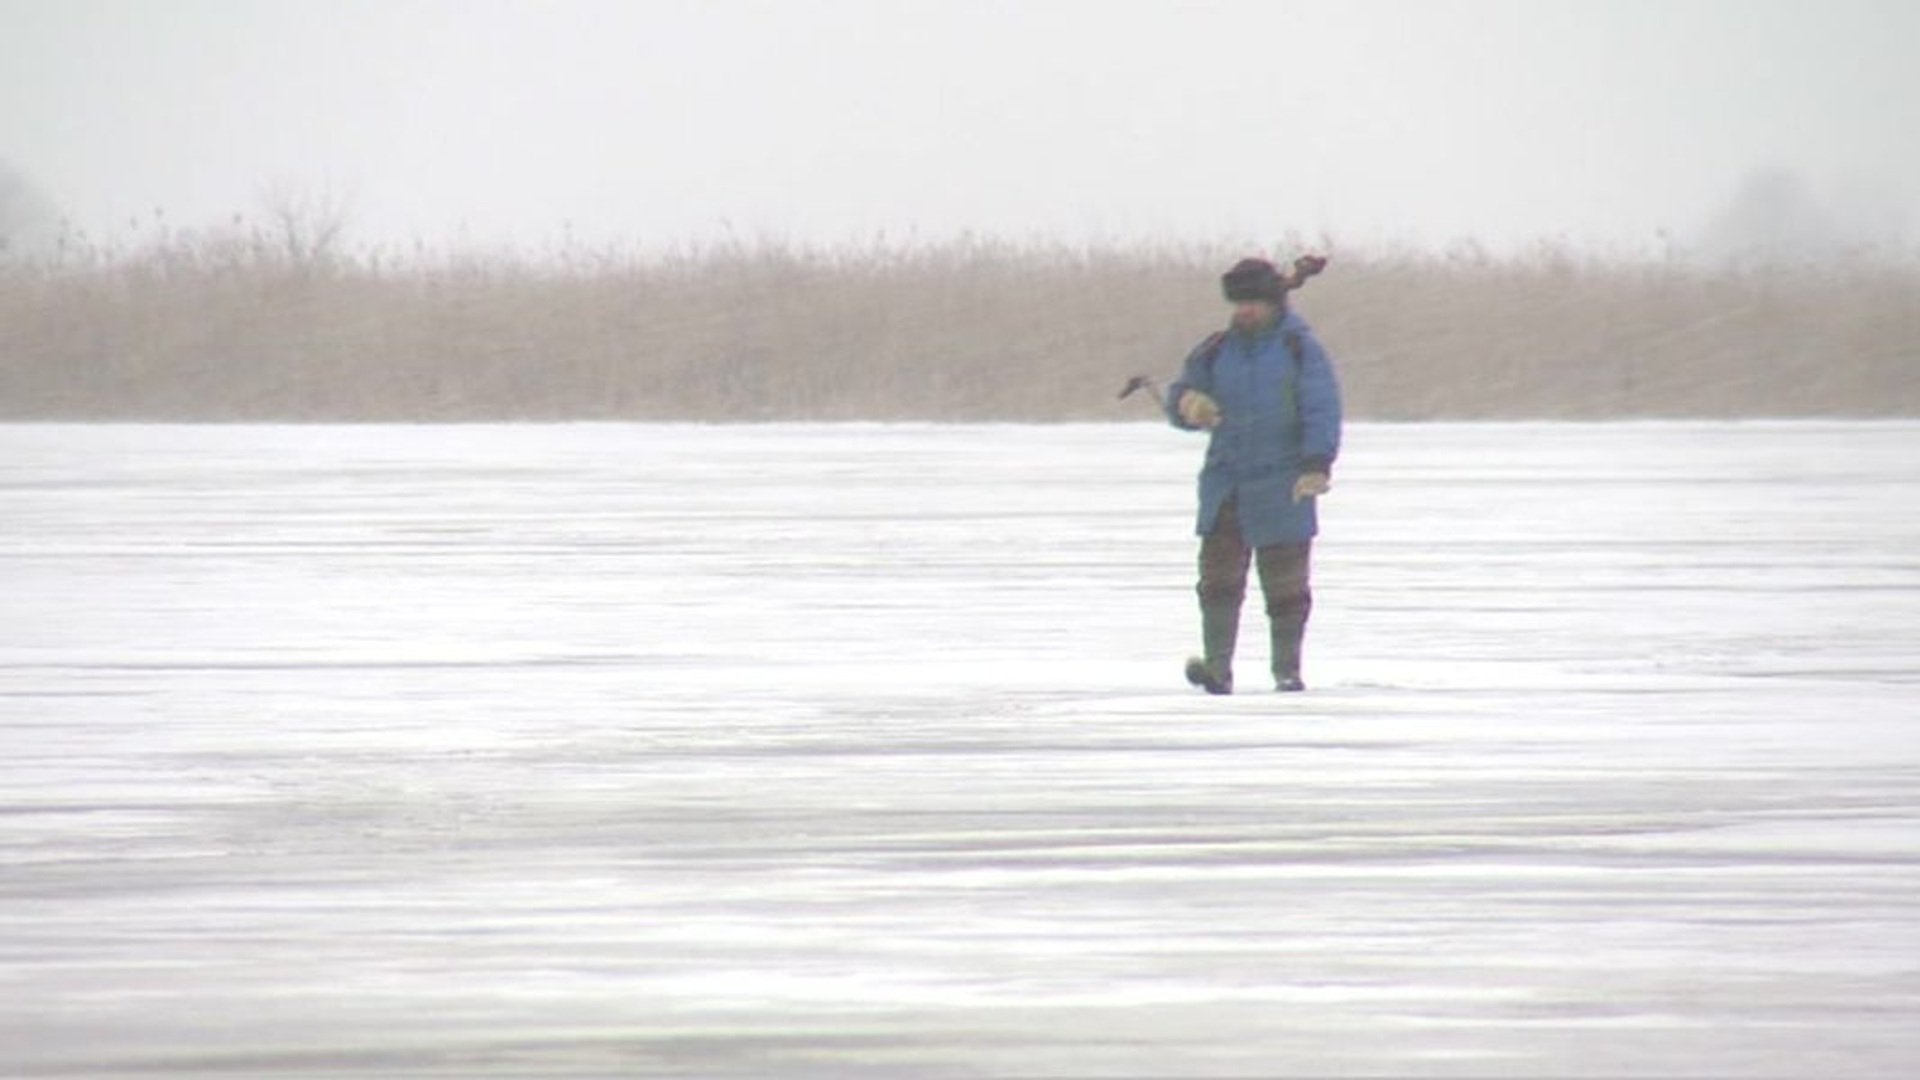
[1283,252,1329,290]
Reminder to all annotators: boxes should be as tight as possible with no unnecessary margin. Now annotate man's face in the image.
[1231,299,1278,332]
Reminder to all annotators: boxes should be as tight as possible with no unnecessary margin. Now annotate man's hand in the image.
[1177,389,1221,429]
[1292,471,1330,503]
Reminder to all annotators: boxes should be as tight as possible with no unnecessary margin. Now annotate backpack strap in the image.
[1282,330,1304,420]
[1196,330,1229,375]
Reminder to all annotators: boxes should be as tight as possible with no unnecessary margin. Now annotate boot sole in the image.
[1184,657,1233,696]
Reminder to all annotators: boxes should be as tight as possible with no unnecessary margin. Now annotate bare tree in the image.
[0,157,61,264]
[257,180,354,270]
[1692,168,1835,269]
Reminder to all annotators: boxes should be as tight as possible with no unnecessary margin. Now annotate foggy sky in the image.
[3,0,1916,257]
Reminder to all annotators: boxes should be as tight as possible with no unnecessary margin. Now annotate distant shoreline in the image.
[8,414,1914,428]
[4,240,1915,421]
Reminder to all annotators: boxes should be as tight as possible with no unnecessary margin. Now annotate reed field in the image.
[2,230,1915,421]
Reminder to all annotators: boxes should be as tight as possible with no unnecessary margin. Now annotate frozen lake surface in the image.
[2,420,1918,1078]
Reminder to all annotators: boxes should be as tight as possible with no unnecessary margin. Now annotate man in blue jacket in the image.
[1166,257,1343,694]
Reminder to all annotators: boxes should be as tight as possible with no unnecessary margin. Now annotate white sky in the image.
[3,0,1916,256]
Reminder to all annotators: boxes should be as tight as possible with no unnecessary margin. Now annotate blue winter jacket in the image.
[1165,310,1343,547]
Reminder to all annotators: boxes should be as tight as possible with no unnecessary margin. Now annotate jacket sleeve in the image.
[1295,330,1342,473]
[1164,335,1219,431]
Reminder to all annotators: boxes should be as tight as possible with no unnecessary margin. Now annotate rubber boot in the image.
[1185,602,1239,695]
[1271,616,1305,693]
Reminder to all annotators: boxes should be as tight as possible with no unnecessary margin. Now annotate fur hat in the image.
[1221,258,1285,304]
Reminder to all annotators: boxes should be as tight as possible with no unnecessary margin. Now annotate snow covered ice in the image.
[2,420,1917,1078]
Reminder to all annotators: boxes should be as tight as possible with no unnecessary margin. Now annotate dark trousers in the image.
[1198,498,1313,679]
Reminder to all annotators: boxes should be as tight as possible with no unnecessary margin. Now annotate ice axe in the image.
[1118,251,1330,411]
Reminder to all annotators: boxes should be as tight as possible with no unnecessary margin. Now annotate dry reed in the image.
[2,231,1914,421]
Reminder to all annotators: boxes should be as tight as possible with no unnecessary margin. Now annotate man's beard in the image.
[1231,308,1277,333]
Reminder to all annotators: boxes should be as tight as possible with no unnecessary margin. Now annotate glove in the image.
[1292,471,1331,503]
[1177,389,1221,429]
